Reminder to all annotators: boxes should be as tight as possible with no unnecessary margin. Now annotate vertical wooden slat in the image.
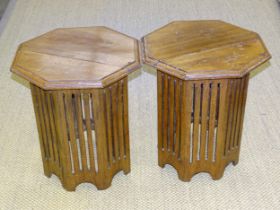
[105,88,114,164]
[186,81,193,164]
[233,77,244,147]
[181,81,192,164]
[208,82,218,162]
[102,90,110,167]
[213,84,220,162]
[157,71,163,153]
[224,80,234,155]
[180,81,187,162]
[169,76,175,152]
[50,94,61,166]
[53,92,72,177]
[111,84,120,160]
[228,80,238,151]
[228,80,237,150]
[36,87,50,160]
[46,92,58,163]
[83,94,96,172]
[92,89,108,181]
[118,80,125,160]
[41,90,54,160]
[163,74,169,151]
[236,75,249,147]
[174,79,181,158]
[41,91,55,161]
[192,82,201,162]
[231,79,241,149]
[216,80,229,160]
[75,93,89,170]
[64,93,80,173]
[200,82,210,160]
[123,77,130,164]
[30,85,48,171]
[90,93,99,172]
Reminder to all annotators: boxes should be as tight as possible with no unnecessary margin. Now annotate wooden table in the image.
[11,27,140,190]
[142,20,271,181]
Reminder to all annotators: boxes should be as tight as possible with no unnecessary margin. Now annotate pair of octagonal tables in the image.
[11,20,270,191]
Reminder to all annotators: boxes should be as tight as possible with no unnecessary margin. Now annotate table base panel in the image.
[157,71,249,181]
[31,77,130,190]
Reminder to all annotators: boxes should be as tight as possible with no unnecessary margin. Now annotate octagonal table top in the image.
[11,26,140,89]
[142,20,271,80]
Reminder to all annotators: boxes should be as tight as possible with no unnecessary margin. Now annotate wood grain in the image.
[30,78,130,191]
[11,27,140,89]
[145,21,270,181]
[157,71,250,181]
[142,20,271,80]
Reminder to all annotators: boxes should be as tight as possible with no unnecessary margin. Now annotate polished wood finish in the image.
[143,20,271,181]
[11,27,140,89]
[11,27,137,190]
[157,71,249,180]
[31,77,130,190]
[142,20,271,80]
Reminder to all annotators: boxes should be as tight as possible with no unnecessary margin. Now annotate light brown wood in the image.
[174,79,181,158]
[157,71,250,180]
[11,27,140,89]
[12,21,271,187]
[105,87,114,165]
[30,77,130,191]
[200,81,210,161]
[142,20,271,80]
[157,72,164,165]
[143,21,271,181]
[83,94,96,171]
[12,27,137,191]
[122,77,130,173]
[64,92,80,173]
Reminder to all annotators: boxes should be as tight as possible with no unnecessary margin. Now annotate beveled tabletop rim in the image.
[141,20,271,80]
[11,26,141,89]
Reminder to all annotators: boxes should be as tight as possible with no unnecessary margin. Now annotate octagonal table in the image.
[11,27,140,190]
[142,20,271,181]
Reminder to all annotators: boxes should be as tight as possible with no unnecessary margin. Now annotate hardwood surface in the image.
[31,77,130,191]
[142,20,271,80]
[11,21,271,187]
[144,21,271,181]
[12,26,136,190]
[11,27,140,89]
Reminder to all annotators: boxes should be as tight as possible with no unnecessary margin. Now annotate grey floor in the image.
[0,0,10,20]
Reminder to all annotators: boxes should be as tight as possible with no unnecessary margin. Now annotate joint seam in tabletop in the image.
[19,39,140,67]
[141,27,271,80]
[143,52,270,80]
[11,56,140,90]
[16,41,140,74]
[18,49,129,68]
[142,39,270,78]
[13,57,140,82]
[144,33,258,59]
[11,27,141,90]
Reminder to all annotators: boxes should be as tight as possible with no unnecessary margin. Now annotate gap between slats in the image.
[104,79,126,168]
[62,92,100,174]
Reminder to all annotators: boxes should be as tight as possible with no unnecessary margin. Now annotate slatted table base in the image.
[157,71,249,181]
[31,77,130,191]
